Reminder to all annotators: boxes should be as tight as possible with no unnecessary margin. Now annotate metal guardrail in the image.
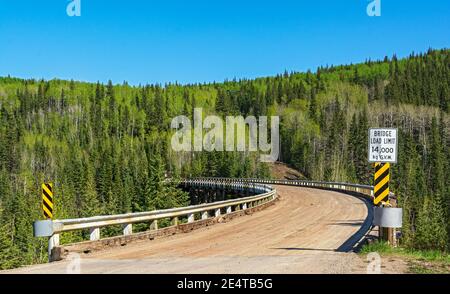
[34,179,277,259]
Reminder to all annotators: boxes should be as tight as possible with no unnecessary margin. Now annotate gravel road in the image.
[7,186,406,274]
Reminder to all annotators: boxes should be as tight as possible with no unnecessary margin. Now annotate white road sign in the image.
[368,128,398,163]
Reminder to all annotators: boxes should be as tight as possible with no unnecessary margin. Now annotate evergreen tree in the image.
[428,117,445,197]
[309,88,317,122]
[81,163,103,217]
[0,213,21,269]
[415,196,448,251]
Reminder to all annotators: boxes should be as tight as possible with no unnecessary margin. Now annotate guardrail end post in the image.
[89,227,100,241]
[123,223,133,236]
[188,213,195,223]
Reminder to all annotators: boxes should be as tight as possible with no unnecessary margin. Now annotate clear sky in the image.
[0,0,449,85]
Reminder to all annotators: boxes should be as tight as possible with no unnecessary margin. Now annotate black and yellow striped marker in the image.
[42,183,53,219]
[374,163,390,205]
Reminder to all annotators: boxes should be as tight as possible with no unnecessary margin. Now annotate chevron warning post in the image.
[42,183,53,219]
[373,163,390,205]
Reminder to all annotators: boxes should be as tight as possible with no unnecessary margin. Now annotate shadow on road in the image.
[335,195,374,253]
[328,221,365,227]
[270,248,336,252]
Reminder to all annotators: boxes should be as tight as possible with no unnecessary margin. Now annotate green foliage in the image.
[0,218,22,270]
[360,241,450,273]
[360,241,393,254]
[361,241,450,262]
[415,196,448,251]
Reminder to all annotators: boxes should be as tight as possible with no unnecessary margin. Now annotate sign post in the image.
[368,128,401,245]
[368,128,397,205]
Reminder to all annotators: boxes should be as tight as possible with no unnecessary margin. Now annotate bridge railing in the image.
[191,177,374,200]
[34,179,277,259]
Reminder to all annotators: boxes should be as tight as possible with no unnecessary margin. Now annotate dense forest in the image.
[0,48,448,269]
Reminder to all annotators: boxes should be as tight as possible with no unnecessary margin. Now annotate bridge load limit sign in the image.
[368,128,398,163]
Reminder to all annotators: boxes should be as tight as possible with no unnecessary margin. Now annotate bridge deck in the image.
[6,186,383,274]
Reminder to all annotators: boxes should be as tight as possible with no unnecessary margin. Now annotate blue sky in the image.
[0,0,449,85]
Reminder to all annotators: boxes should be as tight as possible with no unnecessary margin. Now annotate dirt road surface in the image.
[5,185,406,274]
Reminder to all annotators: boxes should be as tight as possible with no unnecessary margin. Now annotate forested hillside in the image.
[0,48,448,269]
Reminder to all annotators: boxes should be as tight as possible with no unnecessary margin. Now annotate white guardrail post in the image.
[187,213,195,223]
[150,220,158,230]
[123,224,132,235]
[90,227,100,241]
[48,234,59,259]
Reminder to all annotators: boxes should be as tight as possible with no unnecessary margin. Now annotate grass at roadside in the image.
[360,241,450,274]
